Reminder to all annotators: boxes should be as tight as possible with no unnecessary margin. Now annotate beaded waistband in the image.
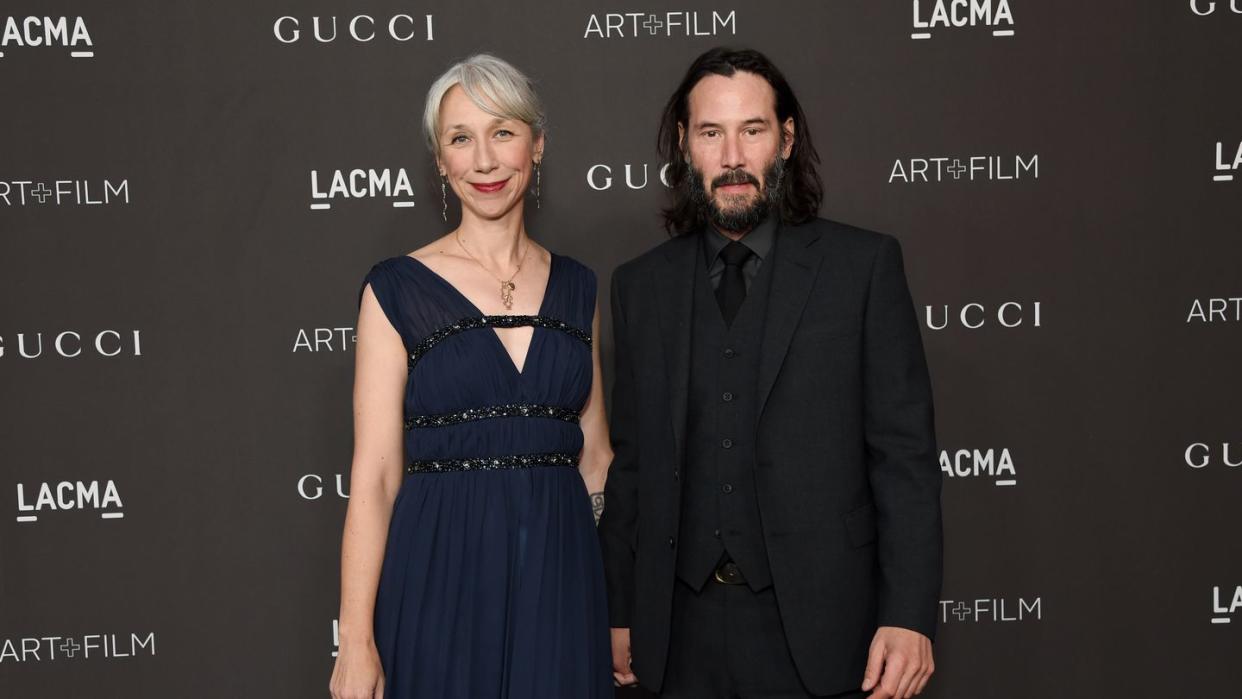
[406,451,579,474]
[404,403,581,430]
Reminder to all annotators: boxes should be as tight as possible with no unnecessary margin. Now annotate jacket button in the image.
[721,438,733,449]
[668,537,676,548]
[723,348,736,358]
[673,469,679,481]
[713,529,721,538]
[721,483,733,494]
[722,392,733,402]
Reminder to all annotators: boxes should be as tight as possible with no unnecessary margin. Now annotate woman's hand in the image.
[329,639,385,699]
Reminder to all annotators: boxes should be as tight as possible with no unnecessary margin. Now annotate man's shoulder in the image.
[792,217,896,253]
[612,234,693,283]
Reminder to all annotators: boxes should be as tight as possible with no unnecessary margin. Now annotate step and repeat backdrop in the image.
[2,1,1240,696]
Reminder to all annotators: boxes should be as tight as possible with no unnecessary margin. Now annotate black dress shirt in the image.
[702,215,777,292]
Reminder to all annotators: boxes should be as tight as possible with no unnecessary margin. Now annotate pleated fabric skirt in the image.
[373,464,612,699]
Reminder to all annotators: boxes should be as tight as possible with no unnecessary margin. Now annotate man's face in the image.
[680,71,795,235]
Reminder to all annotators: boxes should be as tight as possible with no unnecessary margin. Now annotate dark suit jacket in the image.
[597,218,942,696]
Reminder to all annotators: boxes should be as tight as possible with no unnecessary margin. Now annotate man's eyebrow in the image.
[691,116,771,129]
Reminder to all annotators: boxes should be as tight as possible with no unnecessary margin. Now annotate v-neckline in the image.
[401,253,558,378]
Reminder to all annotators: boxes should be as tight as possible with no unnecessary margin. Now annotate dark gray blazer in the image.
[597,217,943,696]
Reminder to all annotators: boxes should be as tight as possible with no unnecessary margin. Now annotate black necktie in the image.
[716,241,753,326]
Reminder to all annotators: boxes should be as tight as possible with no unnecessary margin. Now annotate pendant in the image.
[500,280,516,309]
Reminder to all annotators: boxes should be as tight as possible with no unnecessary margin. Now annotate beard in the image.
[684,154,786,234]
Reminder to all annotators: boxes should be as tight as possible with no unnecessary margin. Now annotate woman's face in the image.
[437,85,543,222]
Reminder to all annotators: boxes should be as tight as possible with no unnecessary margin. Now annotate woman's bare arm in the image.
[336,284,407,649]
[578,304,613,524]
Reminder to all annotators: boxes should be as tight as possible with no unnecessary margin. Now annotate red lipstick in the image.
[470,178,509,193]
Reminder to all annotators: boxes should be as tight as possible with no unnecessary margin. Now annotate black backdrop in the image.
[2,1,1241,696]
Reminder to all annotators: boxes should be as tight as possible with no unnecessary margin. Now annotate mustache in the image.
[711,169,760,190]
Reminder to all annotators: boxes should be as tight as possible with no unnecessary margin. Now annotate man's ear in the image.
[781,117,795,160]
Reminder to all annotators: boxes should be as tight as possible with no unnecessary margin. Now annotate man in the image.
[598,47,942,699]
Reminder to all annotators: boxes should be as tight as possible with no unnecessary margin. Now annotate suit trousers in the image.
[659,577,867,699]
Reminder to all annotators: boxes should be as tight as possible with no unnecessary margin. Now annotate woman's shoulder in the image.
[364,253,409,274]
[358,256,400,306]
[366,236,445,274]
[358,254,432,311]
[545,251,598,326]
[549,251,597,287]
[364,252,428,284]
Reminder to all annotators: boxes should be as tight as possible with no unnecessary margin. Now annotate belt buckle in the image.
[713,561,745,585]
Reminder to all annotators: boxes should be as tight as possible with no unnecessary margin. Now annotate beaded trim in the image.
[406,451,579,474]
[408,315,591,370]
[405,403,581,430]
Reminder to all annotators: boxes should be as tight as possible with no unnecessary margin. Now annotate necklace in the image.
[455,231,530,310]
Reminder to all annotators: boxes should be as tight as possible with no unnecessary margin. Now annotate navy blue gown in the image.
[358,252,612,699]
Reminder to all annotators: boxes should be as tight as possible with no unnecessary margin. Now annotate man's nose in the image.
[720,133,744,170]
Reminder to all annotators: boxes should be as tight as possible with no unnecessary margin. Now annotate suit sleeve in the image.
[597,269,639,628]
[862,234,943,641]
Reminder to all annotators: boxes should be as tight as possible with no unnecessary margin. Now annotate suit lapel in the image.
[757,223,825,418]
[656,234,699,465]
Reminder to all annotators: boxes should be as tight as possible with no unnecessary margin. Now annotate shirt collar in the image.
[702,213,778,267]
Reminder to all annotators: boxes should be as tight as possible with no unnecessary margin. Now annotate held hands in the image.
[610,627,638,687]
[861,626,934,699]
[329,639,385,699]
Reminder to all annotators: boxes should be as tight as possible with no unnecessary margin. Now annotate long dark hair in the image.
[658,47,823,236]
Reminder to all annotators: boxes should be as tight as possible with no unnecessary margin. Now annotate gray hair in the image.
[422,54,546,155]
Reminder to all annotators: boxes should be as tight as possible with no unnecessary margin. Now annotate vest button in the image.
[713,529,721,538]
[723,348,736,358]
[673,469,679,481]
[721,438,733,449]
[721,483,733,494]
[668,536,676,548]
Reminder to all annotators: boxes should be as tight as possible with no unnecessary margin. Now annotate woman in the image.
[329,54,613,699]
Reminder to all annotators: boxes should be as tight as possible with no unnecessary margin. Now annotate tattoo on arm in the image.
[590,491,605,525]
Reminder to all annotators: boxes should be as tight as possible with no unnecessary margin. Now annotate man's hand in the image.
[610,627,638,686]
[860,626,934,698]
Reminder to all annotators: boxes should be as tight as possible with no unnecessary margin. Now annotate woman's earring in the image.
[534,161,541,210]
[439,173,447,222]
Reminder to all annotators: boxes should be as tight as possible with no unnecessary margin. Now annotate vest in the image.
[674,232,777,592]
